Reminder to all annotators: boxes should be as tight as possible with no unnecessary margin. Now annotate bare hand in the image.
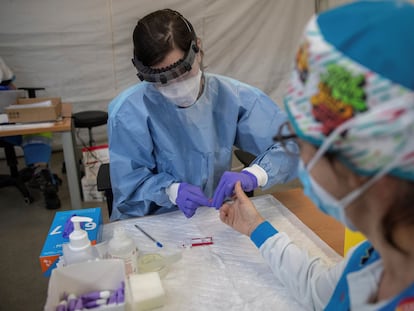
[219,181,265,237]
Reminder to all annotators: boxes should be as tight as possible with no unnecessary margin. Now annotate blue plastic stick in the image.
[134,224,163,248]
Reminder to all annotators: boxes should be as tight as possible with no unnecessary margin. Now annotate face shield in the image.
[132,41,199,85]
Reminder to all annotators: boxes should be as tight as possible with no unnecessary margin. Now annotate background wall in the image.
[0,0,351,149]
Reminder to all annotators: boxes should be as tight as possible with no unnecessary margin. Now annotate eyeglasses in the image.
[273,122,299,156]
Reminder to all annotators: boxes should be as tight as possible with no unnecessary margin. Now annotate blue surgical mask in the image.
[297,160,357,230]
[297,116,408,231]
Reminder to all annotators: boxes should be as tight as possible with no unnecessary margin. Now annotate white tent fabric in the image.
[0,0,347,148]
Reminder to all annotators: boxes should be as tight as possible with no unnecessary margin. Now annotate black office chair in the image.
[233,149,256,197]
[0,140,33,204]
[97,162,112,217]
[62,110,108,175]
[18,87,45,99]
[233,149,256,169]
[0,87,47,204]
[72,110,108,147]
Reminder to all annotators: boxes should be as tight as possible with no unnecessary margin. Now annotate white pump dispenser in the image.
[62,216,98,265]
[69,216,92,251]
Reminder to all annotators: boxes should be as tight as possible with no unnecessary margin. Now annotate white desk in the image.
[0,103,82,209]
[103,194,342,310]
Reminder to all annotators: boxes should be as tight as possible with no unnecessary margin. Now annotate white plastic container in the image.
[107,227,138,276]
[44,260,128,311]
[62,216,98,265]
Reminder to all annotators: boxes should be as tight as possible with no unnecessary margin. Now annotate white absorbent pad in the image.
[128,272,166,311]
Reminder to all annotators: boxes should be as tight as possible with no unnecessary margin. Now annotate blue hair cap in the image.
[318,0,414,91]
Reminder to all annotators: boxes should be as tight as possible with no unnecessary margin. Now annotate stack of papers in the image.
[7,100,52,109]
[0,122,56,131]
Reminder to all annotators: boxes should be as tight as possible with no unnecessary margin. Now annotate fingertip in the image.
[234,181,243,193]
[183,208,195,218]
[234,182,248,199]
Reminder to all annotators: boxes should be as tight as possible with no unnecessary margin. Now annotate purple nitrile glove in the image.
[176,183,210,218]
[212,171,258,208]
[62,214,77,239]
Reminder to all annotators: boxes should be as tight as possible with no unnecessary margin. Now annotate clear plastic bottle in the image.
[62,216,98,265]
[107,227,138,276]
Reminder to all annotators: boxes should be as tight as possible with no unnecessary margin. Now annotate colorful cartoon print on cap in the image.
[310,64,367,135]
[284,14,414,181]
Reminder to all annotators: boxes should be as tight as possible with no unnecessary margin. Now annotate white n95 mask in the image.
[156,69,202,108]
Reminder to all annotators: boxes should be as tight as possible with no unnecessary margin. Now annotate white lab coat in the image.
[259,233,390,310]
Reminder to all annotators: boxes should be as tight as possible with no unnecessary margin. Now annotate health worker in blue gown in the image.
[108,9,298,221]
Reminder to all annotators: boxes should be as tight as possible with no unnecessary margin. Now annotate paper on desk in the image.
[0,122,56,131]
[7,100,52,109]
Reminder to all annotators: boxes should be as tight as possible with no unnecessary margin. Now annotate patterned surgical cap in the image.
[284,0,414,181]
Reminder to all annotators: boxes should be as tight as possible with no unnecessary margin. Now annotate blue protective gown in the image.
[108,73,298,220]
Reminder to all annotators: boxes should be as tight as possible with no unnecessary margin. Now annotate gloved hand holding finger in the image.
[176,183,210,218]
[219,181,265,236]
[212,171,258,209]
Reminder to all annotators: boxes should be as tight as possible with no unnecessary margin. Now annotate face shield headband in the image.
[132,41,199,85]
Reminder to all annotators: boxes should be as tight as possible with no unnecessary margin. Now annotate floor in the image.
[0,150,300,311]
[0,151,110,311]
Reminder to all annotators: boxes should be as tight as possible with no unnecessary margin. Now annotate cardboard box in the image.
[44,260,129,311]
[39,207,103,277]
[82,176,105,202]
[6,97,62,123]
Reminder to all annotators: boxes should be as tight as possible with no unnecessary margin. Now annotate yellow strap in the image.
[22,132,53,140]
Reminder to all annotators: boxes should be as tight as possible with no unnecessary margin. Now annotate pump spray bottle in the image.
[62,216,98,265]
[107,227,138,276]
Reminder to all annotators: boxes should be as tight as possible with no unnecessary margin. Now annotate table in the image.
[103,193,344,310]
[0,103,81,209]
[274,188,345,255]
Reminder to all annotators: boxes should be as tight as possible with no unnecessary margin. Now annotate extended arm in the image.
[219,183,344,309]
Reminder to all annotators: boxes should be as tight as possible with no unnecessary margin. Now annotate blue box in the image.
[39,207,103,277]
